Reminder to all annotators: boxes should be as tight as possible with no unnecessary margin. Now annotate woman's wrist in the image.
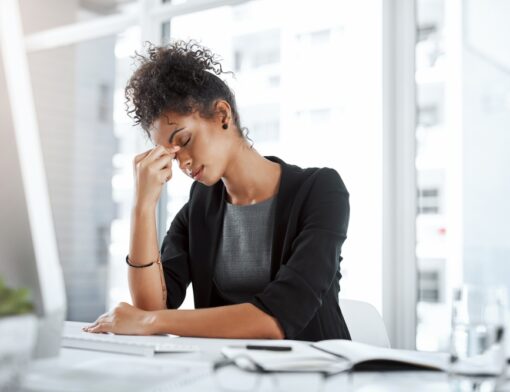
[147,309,173,335]
[132,200,157,216]
[142,310,160,334]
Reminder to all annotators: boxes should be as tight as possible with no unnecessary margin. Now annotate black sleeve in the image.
[248,168,350,339]
[160,183,197,309]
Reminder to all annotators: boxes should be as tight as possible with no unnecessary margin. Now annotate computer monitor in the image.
[0,4,67,359]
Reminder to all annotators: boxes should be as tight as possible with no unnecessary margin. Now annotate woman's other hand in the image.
[132,145,180,208]
[83,302,156,335]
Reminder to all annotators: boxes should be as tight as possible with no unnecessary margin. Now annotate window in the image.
[417,259,445,303]
[417,105,439,128]
[417,187,440,215]
[415,0,510,351]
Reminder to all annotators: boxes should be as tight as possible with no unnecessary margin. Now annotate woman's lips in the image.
[192,166,203,180]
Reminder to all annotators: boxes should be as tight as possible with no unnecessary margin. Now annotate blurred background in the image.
[0,0,508,352]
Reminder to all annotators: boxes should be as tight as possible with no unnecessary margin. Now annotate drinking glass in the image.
[449,285,507,392]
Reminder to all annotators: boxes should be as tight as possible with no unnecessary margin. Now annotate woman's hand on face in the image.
[133,145,180,208]
[82,302,156,335]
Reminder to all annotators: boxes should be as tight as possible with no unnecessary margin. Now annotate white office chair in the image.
[339,298,391,348]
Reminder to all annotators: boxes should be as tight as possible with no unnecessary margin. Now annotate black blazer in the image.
[160,155,351,341]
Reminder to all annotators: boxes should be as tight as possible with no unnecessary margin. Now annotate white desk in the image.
[18,323,510,392]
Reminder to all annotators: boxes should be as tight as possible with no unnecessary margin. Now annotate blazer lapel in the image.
[265,156,300,279]
[192,180,226,307]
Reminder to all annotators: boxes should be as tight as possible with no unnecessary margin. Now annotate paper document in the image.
[222,341,350,374]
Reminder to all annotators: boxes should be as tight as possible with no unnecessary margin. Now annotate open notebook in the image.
[312,340,448,371]
[222,340,449,374]
[62,321,199,356]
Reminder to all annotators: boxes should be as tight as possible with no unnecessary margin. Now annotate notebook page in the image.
[312,340,448,371]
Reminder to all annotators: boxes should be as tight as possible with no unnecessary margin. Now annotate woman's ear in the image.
[214,99,231,124]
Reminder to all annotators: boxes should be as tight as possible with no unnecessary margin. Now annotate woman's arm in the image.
[84,302,285,339]
[151,303,284,339]
[128,204,166,310]
[128,145,181,311]
[248,168,350,339]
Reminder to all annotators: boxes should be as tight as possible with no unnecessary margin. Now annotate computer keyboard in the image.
[62,321,199,357]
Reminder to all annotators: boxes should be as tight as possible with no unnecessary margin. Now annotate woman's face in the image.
[149,109,234,186]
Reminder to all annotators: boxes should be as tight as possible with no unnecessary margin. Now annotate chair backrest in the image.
[339,298,391,348]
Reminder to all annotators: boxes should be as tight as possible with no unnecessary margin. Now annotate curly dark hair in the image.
[125,39,250,145]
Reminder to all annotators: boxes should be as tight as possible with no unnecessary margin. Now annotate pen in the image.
[228,345,293,351]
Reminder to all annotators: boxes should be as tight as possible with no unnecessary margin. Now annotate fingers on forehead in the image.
[146,145,169,159]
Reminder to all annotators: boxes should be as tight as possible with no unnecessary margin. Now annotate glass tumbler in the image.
[449,285,508,392]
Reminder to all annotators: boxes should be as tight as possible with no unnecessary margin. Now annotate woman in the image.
[85,40,351,341]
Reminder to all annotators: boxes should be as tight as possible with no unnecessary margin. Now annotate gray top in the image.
[213,195,277,303]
